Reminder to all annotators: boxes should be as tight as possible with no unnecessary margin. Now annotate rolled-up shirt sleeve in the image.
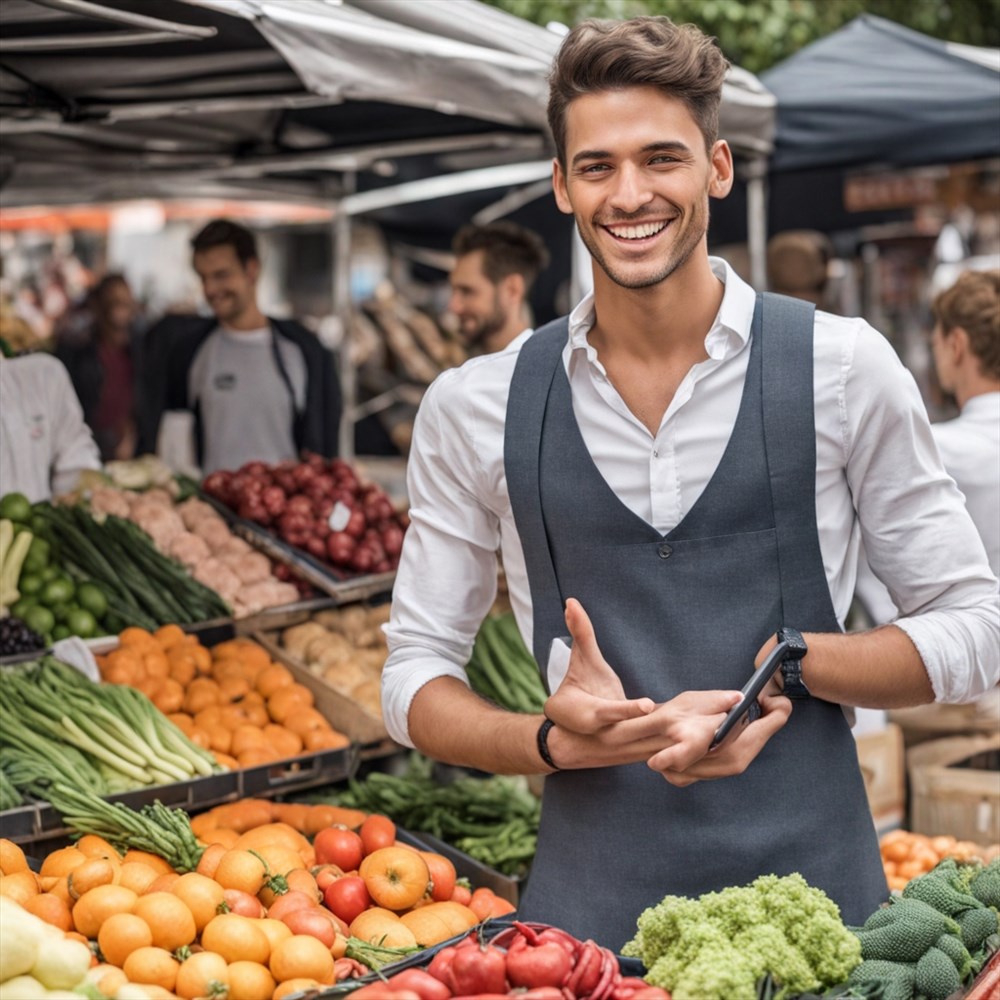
[381,370,504,746]
[844,324,999,703]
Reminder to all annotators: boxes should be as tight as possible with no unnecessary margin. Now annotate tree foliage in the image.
[484,0,1000,73]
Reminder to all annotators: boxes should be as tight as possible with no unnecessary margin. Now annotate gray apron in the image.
[503,293,887,950]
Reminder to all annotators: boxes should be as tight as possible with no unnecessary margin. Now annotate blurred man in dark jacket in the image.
[139,220,341,474]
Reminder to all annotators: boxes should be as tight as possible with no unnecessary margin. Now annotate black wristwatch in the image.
[776,627,810,699]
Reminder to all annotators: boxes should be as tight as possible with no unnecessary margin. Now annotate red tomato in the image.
[323,875,372,926]
[359,814,397,856]
[450,883,472,906]
[506,941,573,989]
[222,888,265,918]
[314,826,364,871]
[419,852,456,902]
[281,906,339,947]
[384,968,451,1000]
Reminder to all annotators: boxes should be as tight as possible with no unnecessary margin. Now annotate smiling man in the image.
[380,17,999,946]
[447,221,549,355]
[140,220,341,474]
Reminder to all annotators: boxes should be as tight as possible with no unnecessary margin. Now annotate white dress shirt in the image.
[0,353,101,502]
[383,260,1000,746]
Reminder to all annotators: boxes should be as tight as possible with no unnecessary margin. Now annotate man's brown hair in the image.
[453,221,550,291]
[547,16,730,167]
[932,269,1000,379]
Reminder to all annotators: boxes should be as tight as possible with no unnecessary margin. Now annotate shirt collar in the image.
[567,256,756,362]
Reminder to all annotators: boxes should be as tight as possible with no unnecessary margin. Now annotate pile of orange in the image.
[96,628,349,770]
[878,829,999,891]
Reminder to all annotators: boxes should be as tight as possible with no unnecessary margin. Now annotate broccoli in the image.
[914,946,962,1000]
[957,905,999,952]
[902,868,983,915]
[970,858,1000,909]
[853,899,959,963]
[933,931,973,981]
[621,873,861,1000]
[847,959,916,1000]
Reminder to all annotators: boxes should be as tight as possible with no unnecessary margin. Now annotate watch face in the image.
[780,628,808,657]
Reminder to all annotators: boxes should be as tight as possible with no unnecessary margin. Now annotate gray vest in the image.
[503,294,887,950]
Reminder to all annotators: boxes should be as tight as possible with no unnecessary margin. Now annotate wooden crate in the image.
[907,733,1000,844]
[855,722,906,833]
[888,689,1000,749]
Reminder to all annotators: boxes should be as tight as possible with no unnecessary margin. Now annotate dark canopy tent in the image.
[710,15,1000,246]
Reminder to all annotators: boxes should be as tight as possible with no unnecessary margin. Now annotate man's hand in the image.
[544,598,655,734]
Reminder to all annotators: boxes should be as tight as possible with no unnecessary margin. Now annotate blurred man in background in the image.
[140,219,341,474]
[766,229,834,309]
[448,221,550,354]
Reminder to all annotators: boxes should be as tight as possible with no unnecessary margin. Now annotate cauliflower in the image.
[622,873,862,1000]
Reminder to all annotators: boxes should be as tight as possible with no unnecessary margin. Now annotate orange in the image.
[255,917,293,953]
[39,845,87,878]
[269,933,335,984]
[283,708,330,738]
[72,883,139,938]
[76,834,122,861]
[122,946,179,992]
[117,862,160,896]
[0,839,28,875]
[145,872,181,894]
[171,872,225,933]
[175,950,230,1000]
[134,891,196,951]
[119,626,156,648]
[266,684,315,723]
[195,843,227,880]
[154,623,187,650]
[228,960,276,1000]
[88,964,128,998]
[274,978,323,1000]
[255,664,295,699]
[201,912,271,965]
[121,849,174,875]
[230,724,267,756]
[97,911,153,967]
[22,892,73,932]
[213,849,268,896]
[68,857,120,900]
[0,870,39,906]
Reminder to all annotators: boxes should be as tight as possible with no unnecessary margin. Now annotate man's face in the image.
[193,244,258,325]
[553,86,732,291]
[100,281,135,331]
[448,250,507,346]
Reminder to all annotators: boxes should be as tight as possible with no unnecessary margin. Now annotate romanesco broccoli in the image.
[621,873,862,1000]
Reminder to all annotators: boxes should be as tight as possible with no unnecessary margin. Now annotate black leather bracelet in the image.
[536,717,560,771]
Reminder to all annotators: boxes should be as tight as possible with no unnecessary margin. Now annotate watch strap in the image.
[777,627,810,699]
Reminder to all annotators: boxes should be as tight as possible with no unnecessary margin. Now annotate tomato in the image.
[323,875,371,926]
[266,889,316,923]
[222,888,265,919]
[506,941,573,989]
[359,814,396,856]
[281,906,339,948]
[312,864,344,893]
[384,967,452,1000]
[450,882,472,906]
[419,852,456,902]
[314,827,364,872]
[450,943,509,995]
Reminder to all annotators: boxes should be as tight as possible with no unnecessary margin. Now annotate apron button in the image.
[657,543,673,559]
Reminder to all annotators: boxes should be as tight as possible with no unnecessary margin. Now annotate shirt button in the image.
[658,543,673,559]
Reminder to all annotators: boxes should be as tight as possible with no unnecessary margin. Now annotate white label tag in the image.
[977,799,992,833]
[329,501,351,532]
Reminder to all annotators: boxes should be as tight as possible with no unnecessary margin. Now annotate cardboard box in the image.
[855,722,906,833]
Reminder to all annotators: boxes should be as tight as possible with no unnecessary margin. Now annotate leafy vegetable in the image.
[621,872,862,1000]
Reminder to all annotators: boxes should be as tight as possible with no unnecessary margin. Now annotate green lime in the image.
[50,603,71,623]
[23,605,55,636]
[21,550,47,575]
[41,565,60,582]
[0,493,32,523]
[76,582,108,620]
[66,608,97,639]
[30,514,48,536]
[18,573,43,597]
[51,625,71,642]
[10,597,37,619]
[24,536,50,566]
[40,577,75,607]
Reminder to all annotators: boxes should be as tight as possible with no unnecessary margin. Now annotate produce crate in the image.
[888,688,1000,749]
[855,722,905,834]
[200,491,396,604]
[255,629,391,746]
[907,732,1000,844]
[0,742,359,851]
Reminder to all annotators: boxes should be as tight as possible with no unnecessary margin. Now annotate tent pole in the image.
[334,173,356,461]
[745,158,768,290]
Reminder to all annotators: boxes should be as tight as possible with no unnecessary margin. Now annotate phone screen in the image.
[709,640,790,749]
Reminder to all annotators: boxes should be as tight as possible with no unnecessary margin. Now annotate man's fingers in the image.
[564,598,604,663]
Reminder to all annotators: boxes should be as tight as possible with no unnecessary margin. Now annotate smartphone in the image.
[709,640,790,750]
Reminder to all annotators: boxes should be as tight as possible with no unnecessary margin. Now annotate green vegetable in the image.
[0,520,32,611]
[344,936,421,971]
[39,576,74,607]
[847,959,916,1000]
[956,905,998,952]
[914,946,962,1000]
[22,605,54,638]
[466,612,548,713]
[0,493,32,524]
[66,607,97,638]
[970,858,1000,909]
[854,898,959,962]
[902,866,984,915]
[17,573,43,597]
[75,582,108,619]
[932,932,973,981]
[621,873,861,1000]
[326,751,539,877]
